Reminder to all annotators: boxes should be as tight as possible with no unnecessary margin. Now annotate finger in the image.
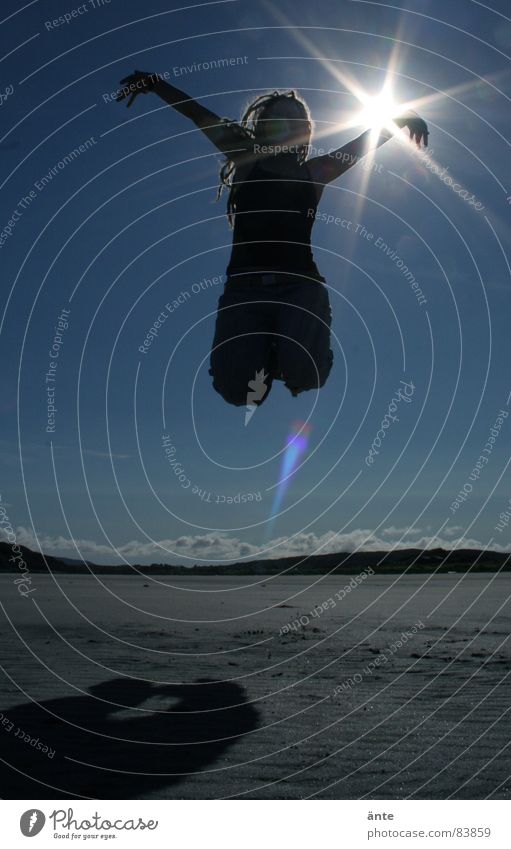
[127,92,137,108]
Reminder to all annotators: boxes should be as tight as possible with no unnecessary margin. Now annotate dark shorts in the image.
[209,272,334,406]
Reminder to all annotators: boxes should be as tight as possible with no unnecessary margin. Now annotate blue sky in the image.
[1,0,510,564]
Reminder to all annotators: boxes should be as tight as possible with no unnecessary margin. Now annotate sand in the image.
[0,572,510,799]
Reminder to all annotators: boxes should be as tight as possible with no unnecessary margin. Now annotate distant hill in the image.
[1,542,510,575]
[58,556,99,568]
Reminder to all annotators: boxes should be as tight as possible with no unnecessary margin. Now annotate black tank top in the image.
[226,157,322,279]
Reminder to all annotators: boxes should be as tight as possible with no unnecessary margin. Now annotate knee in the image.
[209,368,272,408]
[212,381,248,407]
[210,369,246,406]
[284,350,333,394]
[211,381,272,407]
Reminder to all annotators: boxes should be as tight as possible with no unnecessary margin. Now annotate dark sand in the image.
[1,572,510,799]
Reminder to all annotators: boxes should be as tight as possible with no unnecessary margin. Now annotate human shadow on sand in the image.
[0,677,259,798]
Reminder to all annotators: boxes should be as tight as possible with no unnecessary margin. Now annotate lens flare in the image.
[264,420,312,541]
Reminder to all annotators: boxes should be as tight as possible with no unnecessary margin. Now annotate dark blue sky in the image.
[1,0,510,564]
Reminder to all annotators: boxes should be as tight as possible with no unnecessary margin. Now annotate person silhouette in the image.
[116,71,428,408]
[0,677,259,798]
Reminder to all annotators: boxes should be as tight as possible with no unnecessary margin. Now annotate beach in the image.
[1,572,510,799]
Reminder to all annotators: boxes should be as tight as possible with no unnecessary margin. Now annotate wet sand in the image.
[1,572,510,799]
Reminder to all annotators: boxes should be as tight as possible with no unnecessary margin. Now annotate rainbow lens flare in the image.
[264,420,312,541]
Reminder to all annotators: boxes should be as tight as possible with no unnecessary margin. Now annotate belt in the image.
[226,271,325,287]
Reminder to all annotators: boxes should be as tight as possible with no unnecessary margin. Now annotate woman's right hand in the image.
[115,70,158,107]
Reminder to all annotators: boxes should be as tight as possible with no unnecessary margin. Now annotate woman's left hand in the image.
[395,111,429,147]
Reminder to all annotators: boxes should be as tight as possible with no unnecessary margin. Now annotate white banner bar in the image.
[2,800,509,848]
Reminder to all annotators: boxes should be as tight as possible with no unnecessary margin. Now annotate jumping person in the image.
[116,71,428,407]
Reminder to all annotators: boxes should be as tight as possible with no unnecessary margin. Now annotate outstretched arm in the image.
[307,113,429,191]
[115,70,252,161]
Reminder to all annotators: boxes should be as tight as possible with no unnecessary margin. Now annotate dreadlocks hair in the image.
[216,90,313,228]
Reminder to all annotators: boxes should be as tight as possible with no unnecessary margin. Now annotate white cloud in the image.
[381,526,422,537]
[443,525,464,537]
[12,525,511,566]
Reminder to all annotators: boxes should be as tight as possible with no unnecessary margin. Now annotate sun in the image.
[357,89,400,133]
